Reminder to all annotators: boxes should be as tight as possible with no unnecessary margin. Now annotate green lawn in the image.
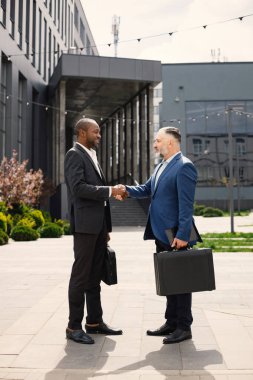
[197,232,253,252]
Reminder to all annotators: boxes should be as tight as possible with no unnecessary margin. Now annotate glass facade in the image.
[186,100,253,187]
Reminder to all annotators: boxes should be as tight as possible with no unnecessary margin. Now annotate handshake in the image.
[111,185,128,201]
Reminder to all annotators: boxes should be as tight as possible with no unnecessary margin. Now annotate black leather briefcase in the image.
[154,248,215,296]
[102,245,118,286]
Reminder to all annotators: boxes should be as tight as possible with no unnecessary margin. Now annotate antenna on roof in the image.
[112,15,120,57]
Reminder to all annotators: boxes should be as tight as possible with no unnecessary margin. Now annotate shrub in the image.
[10,225,39,241]
[0,229,8,245]
[39,223,63,238]
[194,204,206,216]
[54,218,65,228]
[17,217,36,229]
[8,202,31,216]
[55,219,72,235]
[0,150,44,207]
[63,223,72,235]
[12,213,23,226]
[6,214,13,235]
[41,210,52,223]
[202,207,224,217]
[0,212,7,233]
[0,201,8,213]
[29,209,45,229]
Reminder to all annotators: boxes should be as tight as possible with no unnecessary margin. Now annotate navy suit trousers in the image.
[155,239,193,331]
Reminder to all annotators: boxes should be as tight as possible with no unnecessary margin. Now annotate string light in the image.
[5,12,253,60]
[1,90,253,124]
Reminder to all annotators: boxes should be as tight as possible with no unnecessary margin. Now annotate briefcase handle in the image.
[171,244,192,252]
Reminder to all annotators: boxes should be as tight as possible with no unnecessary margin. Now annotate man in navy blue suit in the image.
[119,126,201,344]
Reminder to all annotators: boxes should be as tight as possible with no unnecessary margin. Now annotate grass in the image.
[222,210,251,217]
[197,232,253,252]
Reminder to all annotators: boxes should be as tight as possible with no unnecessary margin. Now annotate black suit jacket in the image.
[64,144,112,234]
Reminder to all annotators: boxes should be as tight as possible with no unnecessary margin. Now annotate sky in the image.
[82,0,253,63]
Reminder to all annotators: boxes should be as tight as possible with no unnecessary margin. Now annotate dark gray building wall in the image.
[0,0,98,174]
[161,62,253,209]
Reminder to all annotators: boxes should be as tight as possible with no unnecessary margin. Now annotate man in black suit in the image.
[64,118,126,344]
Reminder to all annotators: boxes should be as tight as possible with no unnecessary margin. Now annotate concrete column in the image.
[147,85,154,177]
[125,104,131,184]
[118,109,124,182]
[131,99,138,183]
[100,123,107,175]
[58,80,66,184]
[139,90,146,183]
[106,120,112,183]
[112,116,117,184]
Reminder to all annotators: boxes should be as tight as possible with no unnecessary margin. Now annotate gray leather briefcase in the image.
[154,248,215,296]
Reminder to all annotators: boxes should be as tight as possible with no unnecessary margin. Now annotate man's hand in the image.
[111,185,128,200]
[171,238,188,250]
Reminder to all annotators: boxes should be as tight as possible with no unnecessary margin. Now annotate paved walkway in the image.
[0,215,253,380]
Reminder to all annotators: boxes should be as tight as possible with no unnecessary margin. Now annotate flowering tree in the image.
[0,150,44,207]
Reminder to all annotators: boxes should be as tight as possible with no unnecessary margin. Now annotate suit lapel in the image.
[75,144,106,184]
[152,153,182,196]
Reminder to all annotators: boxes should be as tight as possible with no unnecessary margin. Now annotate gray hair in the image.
[160,126,181,143]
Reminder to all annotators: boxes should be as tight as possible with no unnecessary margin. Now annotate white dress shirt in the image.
[76,142,112,197]
[155,151,181,187]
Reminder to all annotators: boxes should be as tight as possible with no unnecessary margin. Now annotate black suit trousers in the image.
[68,220,107,330]
[155,239,193,331]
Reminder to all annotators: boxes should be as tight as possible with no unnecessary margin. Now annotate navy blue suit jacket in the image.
[126,152,198,245]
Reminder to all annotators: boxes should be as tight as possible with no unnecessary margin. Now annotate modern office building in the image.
[0,1,161,217]
[160,62,253,209]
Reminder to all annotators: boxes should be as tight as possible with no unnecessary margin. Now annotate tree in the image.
[0,150,44,207]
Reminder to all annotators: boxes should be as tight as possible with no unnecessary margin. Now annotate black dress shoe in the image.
[147,323,176,336]
[85,322,123,335]
[66,328,94,344]
[163,328,192,344]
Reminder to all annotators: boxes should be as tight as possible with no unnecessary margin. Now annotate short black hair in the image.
[74,118,96,136]
[163,126,181,143]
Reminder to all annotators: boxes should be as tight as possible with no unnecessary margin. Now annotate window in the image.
[53,0,56,24]
[18,0,23,48]
[64,0,67,43]
[61,0,64,38]
[43,18,47,80]
[18,74,26,160]
[74,4,78,30]
[86,35,91,54]
[80,19,85,44]
[0,54,8,159]
[154,88,162,97]
[67,4,70,47]
[38,8,42,73]
[153,106,159,115]
[236,138,246,156]
[49,0,52,15]
[204,139,210,154]
[25,0,30,57]
[70,11,73,46]
[0,0,6,27]
[57,0,60,31]
[10,0,15,38]
[193,138,202,155]
[53,35,56,68]
[48,28,51,78]
[32,0,36,66]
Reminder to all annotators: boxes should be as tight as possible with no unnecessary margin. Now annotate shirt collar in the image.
[164,151,181,165]
[76,142,97,160]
